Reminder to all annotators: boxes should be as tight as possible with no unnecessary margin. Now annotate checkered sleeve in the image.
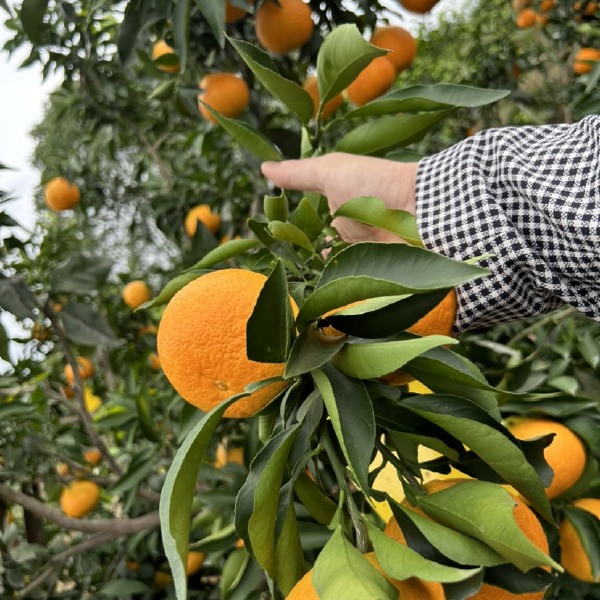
[415,115,600,334]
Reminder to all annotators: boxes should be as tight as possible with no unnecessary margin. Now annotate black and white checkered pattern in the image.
[416,115,600,334]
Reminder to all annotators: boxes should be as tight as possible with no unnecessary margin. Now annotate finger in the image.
[261,158,325,193]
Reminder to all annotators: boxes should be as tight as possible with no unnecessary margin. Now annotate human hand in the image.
[261,153,418,244]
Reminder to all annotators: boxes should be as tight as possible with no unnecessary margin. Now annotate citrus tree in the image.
[1,1,599,599]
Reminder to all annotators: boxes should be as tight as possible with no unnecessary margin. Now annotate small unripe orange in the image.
[44,177,80,211]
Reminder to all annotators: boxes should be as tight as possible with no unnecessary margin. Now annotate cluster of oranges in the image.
[149,0,436,125]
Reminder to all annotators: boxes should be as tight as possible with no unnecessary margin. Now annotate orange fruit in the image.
[83,448,103,465]
[153,570,173,590]
[31,323,49,341]
[198,72,250,123]
[186,551,206,575]
[60,480,100,518]
[214,442,245,468]
[225,0,254,22]
[157,269,298,419]
[152,40,180,73]
[512,0,531,8]
[574,47,600,74]
[286,570,317,599]
[64,357,95,386]
[539,0,554,11]
[399,0,440,13]
[575,1,597,15]
[516,8,537,27]
[122,280,152,309]
[303,75,344,120]
[148,352,161,371]
[384,478,549,600]
[254,0,314,54]
[184,204,221,236]
[370,26,417,74]
[346,56,397,106]
[44,177,80,211]
[559,498,600,582]
[508,418,586,499]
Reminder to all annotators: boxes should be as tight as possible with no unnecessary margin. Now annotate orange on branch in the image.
[122,280,152,309]
[225,0,254,22]
[64,356,95,385]
[346,56,397,106]
[286,569,317,599]
[574,47,600,74]
[302,75,343,120]
[214,442,245,468]
[515,8,537,27]
[44,177,80,211]
[184,204,221,236]
[254,0,314,54]
[559,498,600,582]
[152,40,180,73]
[83,448,102,465]
[186,551,206,575]
[60,480,100,518]
[157,269,298,419]
[398,0,441,13]
[507,418,586,499]
[198,73,249,123]
[370,26,417,74]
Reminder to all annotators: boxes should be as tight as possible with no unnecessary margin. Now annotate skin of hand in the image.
[261,152,419,244]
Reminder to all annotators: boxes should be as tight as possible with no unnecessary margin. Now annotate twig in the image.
[0,482,160,534]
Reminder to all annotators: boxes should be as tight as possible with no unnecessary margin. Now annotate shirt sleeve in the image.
[415,115,600,334]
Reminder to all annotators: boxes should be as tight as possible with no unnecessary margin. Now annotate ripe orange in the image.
[574,47,600,74]
[370,26,417,74]
[384,479,549,600]
[186,551,206,575]
[539,0,554,11]
[152,41,180,73]
[60,480,100,518]
[516,8,537,27]
[157,269,298,419]
[574,1,597,15]
[254,0,314,54]
[44,177,80,211]
[346,56,397,106]
[399,0,440,13]
[64,357,95,385]
[559,498,600,582]
[286,570,317,599]
[198,72,250,123]
[184,204,221,236]
[303,75,344,120]
[214,442,245,468]
[122,280,152,309]
[148,352,161,371]
[83,448,103,465]
[508,418,586,499]
[225,0,254,22]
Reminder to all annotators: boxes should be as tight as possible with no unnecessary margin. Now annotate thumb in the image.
[261,158,325,193]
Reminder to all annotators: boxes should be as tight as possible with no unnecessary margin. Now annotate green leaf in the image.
[296,242,488,329]
[264,192,289,222]
[316,24,387,107]
[415,480,561,572]
[562,506,600,580]
[108,448,157,496]
[291,198,323,242]
[50,254,113,295]
[403,396,553,524]
[149,79,177,100]
[160,392,247,600]
[59,303,121,348]
[312,527,397,600]
[284,323,346,379]
[367,523,482,582]
[483,564,556,595]
[136,395,161,442]
[389,501,506,567]
[199,102,282,161]
[143,270,207,309]
[196,0,225,47]
[333,197,421,246]
[293,471,337,526]
[234,425,300,576]
[188,239,260,271]
[578,332,600,368]
[0,321,9,362]
[220,549,250,600]
[117,0,147,65]
[312,364,375,493]
[0,277,38,319]
[337,111,453,156]
[20,0,48,43]
[333,335,457,380]
[228,37,314,124]
[173,0,191,71]
[324,290,451,339]
[246,259,294,363]
[99,580,151,596]
[346,85,510,118]
[268,221,315,253]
